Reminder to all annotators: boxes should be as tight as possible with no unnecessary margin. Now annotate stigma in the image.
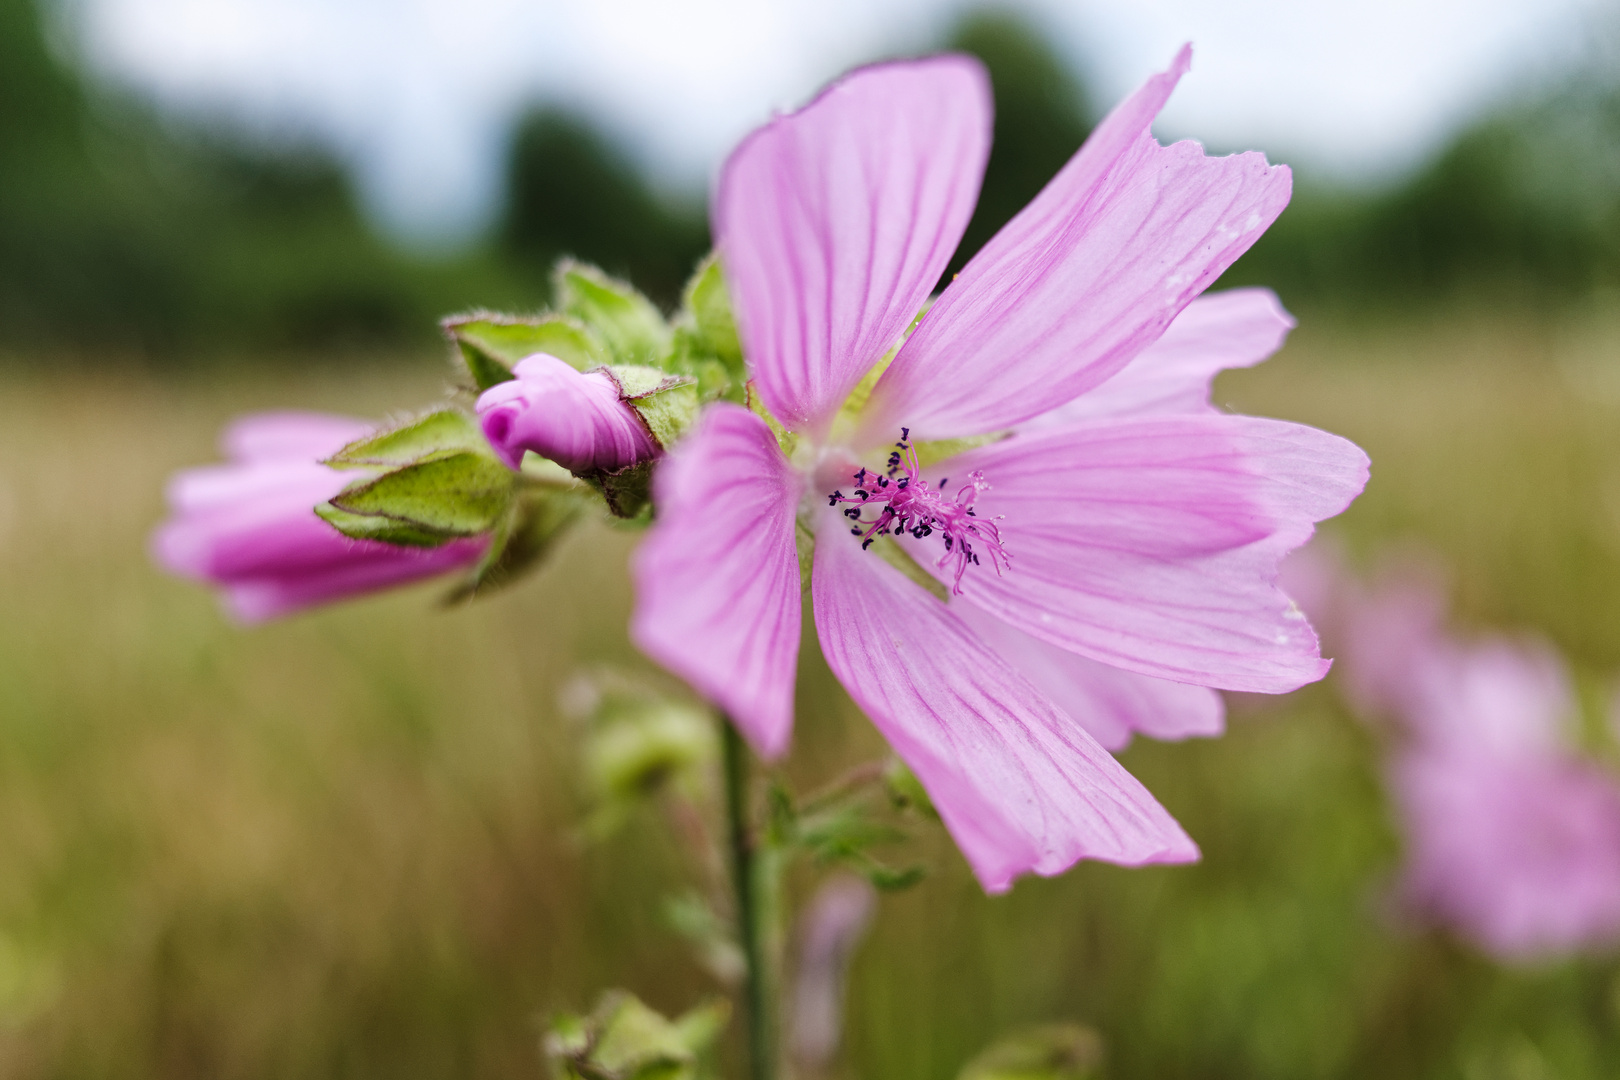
[826,428,1009,594]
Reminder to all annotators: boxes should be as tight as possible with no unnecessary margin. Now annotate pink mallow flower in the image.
[152,411,487,622]
[1331,563,1620,960]
[631,49,1368,891]
[476,353,657,474]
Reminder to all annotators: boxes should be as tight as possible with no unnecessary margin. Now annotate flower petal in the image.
[221,411,373,463]
[221,541,488,623]
[811,514,1197,893]
[933,415,1368,692]
[716,55,991,437]
[1022,288,1294,429]
[861,45,1292,443]
[630,404,803,759]
[955,600,1224,751]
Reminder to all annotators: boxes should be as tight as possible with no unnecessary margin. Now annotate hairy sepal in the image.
[441,311,606,388]
[330,452,514,537]
[323,408,488,470]
[444,484,585,603]
[553,260,672,367]
[669,253,747,401]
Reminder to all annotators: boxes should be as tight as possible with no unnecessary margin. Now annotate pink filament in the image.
[828,430,1008,594]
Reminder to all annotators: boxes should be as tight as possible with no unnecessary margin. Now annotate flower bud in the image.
[476,353,657,474]
[151,411,486,622]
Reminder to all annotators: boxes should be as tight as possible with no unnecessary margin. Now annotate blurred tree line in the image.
[3,0,1618,360]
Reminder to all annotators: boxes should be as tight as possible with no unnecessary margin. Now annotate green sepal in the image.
[588,460,655,520]
[746,383,798,460]
[323,409,488,470]
[314,502,459,548]
[682,253,743,368]
[911,432,1010,468]
[668,254,746,401]
[330,452,513,536]
[443,484,585,603]
[543,991,729,1080]
[603,364,700,450]
[553,260,671,367]
[442,311,607,387]
[956,1024,1104,1080]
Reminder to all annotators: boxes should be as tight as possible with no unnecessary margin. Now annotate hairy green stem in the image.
[721,718,776,1080]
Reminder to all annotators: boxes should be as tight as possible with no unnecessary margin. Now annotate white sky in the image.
[63,0,1609,248]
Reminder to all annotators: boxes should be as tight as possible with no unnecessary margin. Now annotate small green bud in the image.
[544,991,729,1080]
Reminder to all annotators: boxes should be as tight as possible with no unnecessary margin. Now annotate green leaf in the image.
[330,452,513,536]
[554,260,671,367]
[956,1024,1104,1080]
[442,311,607,387]
[323,409,487,470]
[314,502,458,548]
[443,485,585,603]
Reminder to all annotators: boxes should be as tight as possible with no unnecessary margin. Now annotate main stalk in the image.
[721,719,776,1080]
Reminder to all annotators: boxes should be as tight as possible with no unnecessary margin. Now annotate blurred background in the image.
[5,0,1620,1075]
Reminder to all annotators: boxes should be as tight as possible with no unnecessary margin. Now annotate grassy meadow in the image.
[3,304,1620,1078]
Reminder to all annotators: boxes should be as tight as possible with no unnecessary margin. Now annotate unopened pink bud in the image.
[476,354,657,474]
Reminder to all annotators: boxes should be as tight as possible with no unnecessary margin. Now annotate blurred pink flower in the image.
[1330,560,1620,959]
[152,411,486,622]
[631,49,1367,891]
[790,875,877,1074]
[476,353,656,473]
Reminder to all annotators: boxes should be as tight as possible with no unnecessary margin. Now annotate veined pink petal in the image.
[932,415,1367,692]
[955,600,1224,751]
[476,353,656,473]
[716,55,991,437]
[811,513,1197,892]
[1022,288,1294,429]
[222,539,488,623]
[861,45,1292,444]
[630,404,803,759]
[222,411,374,463]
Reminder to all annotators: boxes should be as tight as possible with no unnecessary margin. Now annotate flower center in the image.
[826,428,1009,595]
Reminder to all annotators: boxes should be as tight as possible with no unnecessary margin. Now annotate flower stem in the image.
[721,718,776,1080]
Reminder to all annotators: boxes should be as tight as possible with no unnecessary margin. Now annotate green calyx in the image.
[314,407,587,603]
